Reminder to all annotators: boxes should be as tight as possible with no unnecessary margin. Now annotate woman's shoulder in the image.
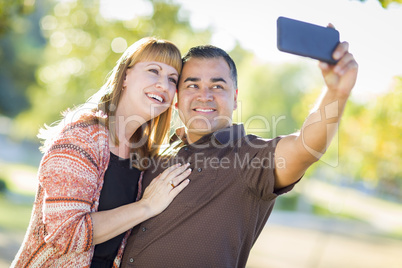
[42,112,109,154]
[62,112,108,138]
[63,118,106,136]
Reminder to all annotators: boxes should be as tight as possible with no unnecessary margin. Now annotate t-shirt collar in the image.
[170,124,246,146]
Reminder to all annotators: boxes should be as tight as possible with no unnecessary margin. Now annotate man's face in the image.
[176,57,238,143]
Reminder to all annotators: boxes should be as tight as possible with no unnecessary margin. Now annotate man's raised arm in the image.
[274,40,359,189]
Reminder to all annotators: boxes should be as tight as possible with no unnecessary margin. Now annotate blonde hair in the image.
[39,37,182,170]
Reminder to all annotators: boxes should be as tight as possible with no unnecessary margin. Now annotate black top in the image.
[91,152,140,268]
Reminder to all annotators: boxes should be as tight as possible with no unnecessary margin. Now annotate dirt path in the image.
[2,214,402,268]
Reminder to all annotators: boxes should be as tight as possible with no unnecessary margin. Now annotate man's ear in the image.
[233,89,238,110]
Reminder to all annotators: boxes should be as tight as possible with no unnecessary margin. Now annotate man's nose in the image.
[197,87,213,101]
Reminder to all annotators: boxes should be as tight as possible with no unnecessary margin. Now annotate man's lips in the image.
[192,107,216,113]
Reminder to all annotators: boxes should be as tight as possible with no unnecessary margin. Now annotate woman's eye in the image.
[149,69,159,74]
[169,77,177,84]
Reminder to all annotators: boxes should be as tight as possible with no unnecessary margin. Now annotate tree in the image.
[8,0,402,136]
[293,75,402,198]
[0,0,35,35]
[235,55,322,139]
[339,78,402,199]
[358,0,402,8]
[7,0,402,197]
[0,0,49,117]
[15,0,211,138]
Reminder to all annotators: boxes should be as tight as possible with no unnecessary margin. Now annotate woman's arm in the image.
[40,123,191,251]
[91,163,191,245]
[39,123,109,253]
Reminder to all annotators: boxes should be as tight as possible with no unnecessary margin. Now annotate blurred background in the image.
[0,0,401,267]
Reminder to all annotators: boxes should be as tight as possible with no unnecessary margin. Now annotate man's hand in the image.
[319,32,358,98]
[274,30,358,190]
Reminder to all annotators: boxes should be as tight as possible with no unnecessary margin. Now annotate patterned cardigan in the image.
[11,118,141,267]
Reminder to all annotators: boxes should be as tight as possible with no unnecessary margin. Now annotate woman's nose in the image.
[156,76,169,92]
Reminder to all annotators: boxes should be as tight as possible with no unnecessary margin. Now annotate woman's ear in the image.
[122,68,130,88]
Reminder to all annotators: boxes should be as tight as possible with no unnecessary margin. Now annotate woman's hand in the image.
[91,163,191,245]
[140,163,191,217]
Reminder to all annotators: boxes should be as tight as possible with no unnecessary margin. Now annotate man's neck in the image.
[174,127,207,145]
[185,131,205,145]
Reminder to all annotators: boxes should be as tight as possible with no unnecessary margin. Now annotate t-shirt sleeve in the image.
[274,178,300,195]
[242,136,296,201]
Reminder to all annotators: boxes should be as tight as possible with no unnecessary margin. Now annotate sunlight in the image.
[173,0,402,102]
[99,0,153,20]
[111,37,128,53]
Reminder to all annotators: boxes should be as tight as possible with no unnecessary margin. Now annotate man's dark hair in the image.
[182,45,238,89]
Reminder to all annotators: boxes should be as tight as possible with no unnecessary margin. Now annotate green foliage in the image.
[0,195,32,231]
[358,0,402,8]
[0,179,6,193]
[0,0,49,117]
[236,57,322,138]
[0,0,35,35]
[311,203,367,222]
[290,75,402,197]
[335,78,402,198]
[14,0,211,138]
[274,192,300,211]
[3,0,401,194]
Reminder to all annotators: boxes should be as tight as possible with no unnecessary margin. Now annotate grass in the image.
[0,194,32,231]
[0,161,36,232]
[311,203,367,222]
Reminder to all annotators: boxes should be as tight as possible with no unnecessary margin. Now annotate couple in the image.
[12,34,358,267]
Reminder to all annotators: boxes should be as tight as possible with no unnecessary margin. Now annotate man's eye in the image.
[212,85,223,89]
[188,84,198,89]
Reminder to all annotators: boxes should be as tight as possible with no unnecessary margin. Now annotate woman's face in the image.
[119,61,178,122]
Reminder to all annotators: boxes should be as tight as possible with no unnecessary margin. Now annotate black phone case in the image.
[277,16,340,64]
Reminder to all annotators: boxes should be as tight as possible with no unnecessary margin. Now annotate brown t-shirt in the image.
[121,124,297,268]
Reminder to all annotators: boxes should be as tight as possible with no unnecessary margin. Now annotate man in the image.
[121,39,358,267]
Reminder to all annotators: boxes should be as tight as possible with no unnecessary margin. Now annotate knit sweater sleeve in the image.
[38,122,109,254]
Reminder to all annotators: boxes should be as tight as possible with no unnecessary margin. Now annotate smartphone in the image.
[277,16,340,64]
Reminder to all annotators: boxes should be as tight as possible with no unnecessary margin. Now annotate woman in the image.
[11,37,191,267]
